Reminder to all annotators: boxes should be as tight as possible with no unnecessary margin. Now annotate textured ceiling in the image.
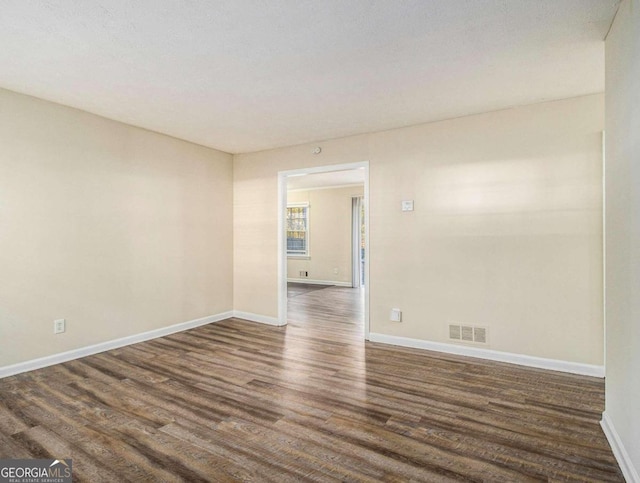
[0,0,619,154]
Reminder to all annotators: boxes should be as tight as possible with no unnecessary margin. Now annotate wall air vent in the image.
[473,327,487,344]
[448,324,488,344]
[461,325,474,342]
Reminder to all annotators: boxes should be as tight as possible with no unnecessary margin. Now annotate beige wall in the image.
[0,88,605,371]
[234,94,604,365]
[604,0,640,473]
[287,186,364,285]
[0,88,233,367]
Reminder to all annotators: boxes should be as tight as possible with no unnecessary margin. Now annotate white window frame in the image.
[286,202,310,258]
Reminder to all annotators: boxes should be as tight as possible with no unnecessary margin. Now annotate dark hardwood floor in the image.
[0,286,623,481]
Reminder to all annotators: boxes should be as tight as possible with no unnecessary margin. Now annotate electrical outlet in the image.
[54,319,66,334]
[390,308,402,322]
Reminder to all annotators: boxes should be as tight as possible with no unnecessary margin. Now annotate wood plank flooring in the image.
[287,282,334,299]
[0,285,623,482]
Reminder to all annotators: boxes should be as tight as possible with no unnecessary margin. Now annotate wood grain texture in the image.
[0,285,623,482]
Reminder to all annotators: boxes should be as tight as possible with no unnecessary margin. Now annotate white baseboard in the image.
[232,310,283,326]
[601,411,640,482]
[368,333,605,378]
[0,311,233,379]
[287,278,352,287]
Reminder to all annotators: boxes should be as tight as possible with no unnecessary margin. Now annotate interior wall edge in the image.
[601,411,640,483]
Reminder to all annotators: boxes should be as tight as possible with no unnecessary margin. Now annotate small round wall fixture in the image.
[312,146,322,154]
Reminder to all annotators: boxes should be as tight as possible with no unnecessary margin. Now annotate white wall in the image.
[287,185,364,285]
[603,0,640,478]
[234,94,604,365]
[0,88,234,368]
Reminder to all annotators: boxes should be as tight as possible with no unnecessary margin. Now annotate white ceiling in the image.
[0,0,619,154]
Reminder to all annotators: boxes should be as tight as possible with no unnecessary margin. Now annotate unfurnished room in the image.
[1,1,639,481]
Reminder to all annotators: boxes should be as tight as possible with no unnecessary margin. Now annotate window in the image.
[287,203,309,256]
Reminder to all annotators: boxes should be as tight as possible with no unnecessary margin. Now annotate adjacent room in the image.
[1,1,638,481]
[285,168,366,336]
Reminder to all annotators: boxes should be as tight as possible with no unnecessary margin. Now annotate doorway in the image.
[277,161,370,339]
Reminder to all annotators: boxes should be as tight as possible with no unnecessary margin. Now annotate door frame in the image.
[277,161,370,339]
[352,196,363,289]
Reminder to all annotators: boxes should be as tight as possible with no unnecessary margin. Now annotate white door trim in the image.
[352,196,362,289]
